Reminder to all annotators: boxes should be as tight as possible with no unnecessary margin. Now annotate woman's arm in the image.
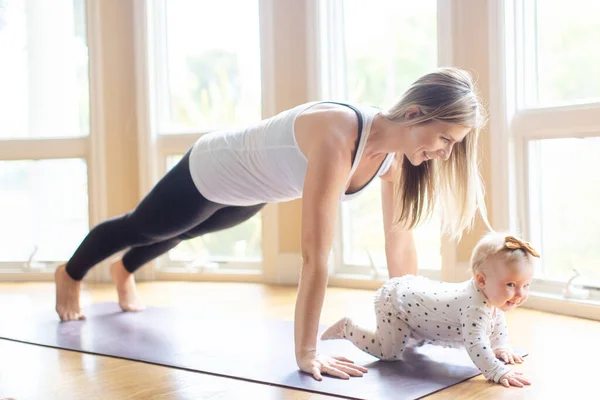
[381,177,418,278]
[294,110,367,380]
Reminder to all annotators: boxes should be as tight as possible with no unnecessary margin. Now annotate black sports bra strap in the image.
[321,101,364,164]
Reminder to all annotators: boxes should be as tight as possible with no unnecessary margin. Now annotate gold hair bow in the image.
[504,236,540,258]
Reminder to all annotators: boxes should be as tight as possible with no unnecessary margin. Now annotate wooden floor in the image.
[0,281,598,400]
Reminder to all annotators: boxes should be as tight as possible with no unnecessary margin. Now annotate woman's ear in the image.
[404,105,421,121]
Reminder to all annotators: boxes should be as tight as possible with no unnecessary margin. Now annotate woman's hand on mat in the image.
[298,352,368,381]
[494,348,524,364]
[499,371,531,388]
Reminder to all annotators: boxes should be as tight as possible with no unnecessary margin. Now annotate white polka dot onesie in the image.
[338,275,513,383]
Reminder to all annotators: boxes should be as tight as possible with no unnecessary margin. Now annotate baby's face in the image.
[476,258,534,312]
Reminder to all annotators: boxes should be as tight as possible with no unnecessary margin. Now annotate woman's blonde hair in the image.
[470,231,540,274]
[383,67,487,239]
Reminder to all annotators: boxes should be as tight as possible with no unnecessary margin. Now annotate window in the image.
[143,0,263,272]
[156,0,262,134]
[0,160,89,264]
[319,0,443,276]
[528,138,600,285]
[0,0,91,270]
[0,0,89,139]
[523,0,600,108]
[503,0,600,291]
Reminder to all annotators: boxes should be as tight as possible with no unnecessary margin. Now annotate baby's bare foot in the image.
[321,317,350,340]
[110,259,145,312]
[55,264,85,321]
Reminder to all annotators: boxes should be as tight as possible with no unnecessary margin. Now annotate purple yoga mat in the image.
[0,303,524,399]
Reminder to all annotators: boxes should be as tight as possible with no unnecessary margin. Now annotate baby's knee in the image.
[377,338,406,361]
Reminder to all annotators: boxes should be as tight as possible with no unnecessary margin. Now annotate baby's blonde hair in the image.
[470,231,540,274]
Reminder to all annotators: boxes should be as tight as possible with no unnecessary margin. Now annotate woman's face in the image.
[404,120,471,166]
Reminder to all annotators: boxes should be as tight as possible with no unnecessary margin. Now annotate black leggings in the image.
[65,150,265,281]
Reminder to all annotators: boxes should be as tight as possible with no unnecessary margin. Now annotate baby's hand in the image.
[494,348,524,364]
[499,371,531,388]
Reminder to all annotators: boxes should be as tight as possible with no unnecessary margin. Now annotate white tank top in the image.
[188,101,394,206]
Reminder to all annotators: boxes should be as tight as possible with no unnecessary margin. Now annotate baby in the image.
[322,232,536,388]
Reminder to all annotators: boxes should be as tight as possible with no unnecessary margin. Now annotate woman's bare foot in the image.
[55,264,86,321]
[110,259,145,312]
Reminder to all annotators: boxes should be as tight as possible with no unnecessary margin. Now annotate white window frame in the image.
[133,0,276,282]
[314,0,454,286]
[0,0,108,282]
[489,0,600,319]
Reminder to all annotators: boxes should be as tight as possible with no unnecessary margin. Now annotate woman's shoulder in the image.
[297,101,361,128]
[294,102,360,157]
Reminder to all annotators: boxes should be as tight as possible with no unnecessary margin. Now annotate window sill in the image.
[523,291,600,321]
[155,267,263,283]
[0,270,55,282]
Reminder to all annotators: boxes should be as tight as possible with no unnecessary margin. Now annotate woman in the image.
[55,67,487,381]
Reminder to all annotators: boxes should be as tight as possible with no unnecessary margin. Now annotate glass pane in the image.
[535,0,600,106]
[342,0,437,106]
[159,0,261,133]
[339,1,440,270]
[164,156,262,263]
[528,138,600,284]
[0,159,89,263]
[342,181,441,270]
[0,0,89,139]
